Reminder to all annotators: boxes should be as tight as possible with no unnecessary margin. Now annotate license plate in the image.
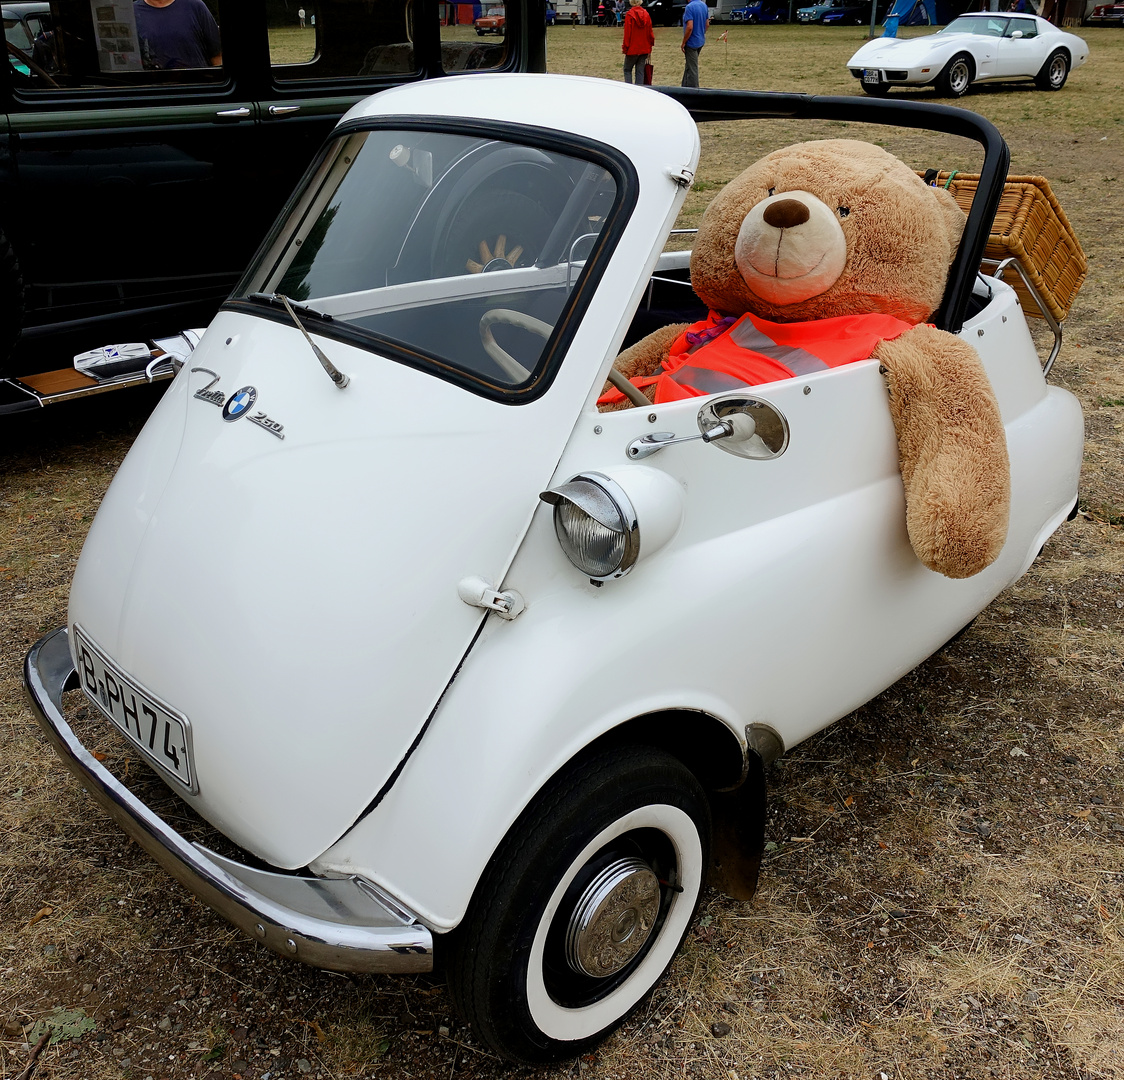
[863,69,881,84]
[73,627,195,791]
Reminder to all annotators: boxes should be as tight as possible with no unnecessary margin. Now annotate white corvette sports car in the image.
[848,13,1089,97]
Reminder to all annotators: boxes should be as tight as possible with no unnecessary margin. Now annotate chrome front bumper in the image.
[24,627,433,975]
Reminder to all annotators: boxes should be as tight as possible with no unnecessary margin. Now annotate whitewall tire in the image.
[446,744,710,1063]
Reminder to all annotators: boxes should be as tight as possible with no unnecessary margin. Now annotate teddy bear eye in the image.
[838,206,851,218]
[767,187,776,197]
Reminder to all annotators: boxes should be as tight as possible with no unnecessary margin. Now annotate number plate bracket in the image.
[72,626,197,793]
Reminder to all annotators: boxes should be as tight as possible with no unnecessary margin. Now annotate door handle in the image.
[215,107,251,120]
[268,105,301,116]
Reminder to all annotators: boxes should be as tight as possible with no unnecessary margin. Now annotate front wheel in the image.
[1035,49,1068,91]
[935,52,972,97]
[446,745,710,1064]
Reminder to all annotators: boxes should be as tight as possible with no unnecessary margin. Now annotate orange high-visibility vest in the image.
[599,310,914,406]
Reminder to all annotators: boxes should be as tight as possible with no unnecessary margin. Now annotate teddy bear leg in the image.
[874,325,1011,579]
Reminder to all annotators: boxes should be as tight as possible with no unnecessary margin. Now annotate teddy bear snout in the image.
[762,198,811,230]
[733,190,849,308]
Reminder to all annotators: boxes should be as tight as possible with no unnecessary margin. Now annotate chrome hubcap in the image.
[951,64,968,92]
[1051,58,1065,83]
[564,857,661,978]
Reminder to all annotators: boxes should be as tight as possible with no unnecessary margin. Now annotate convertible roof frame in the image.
[659,89,1010,336]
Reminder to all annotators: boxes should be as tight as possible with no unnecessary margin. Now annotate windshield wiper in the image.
[248,292,349,389]
[247,291,334,321]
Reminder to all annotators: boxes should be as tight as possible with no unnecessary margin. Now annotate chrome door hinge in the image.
[457,576,525,620]
[669,166,695,189]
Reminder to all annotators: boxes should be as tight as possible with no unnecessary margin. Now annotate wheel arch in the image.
[313,702,774,928]
[1047,45,1072,69]
[504,709,773,905]
[581,707,750,791]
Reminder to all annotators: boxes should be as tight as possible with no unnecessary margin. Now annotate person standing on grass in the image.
[680,0,709,87]
[622,0,654,83]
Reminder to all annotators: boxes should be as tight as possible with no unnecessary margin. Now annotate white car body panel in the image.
[67,76,700,870]
[57,76,1083,946]
[848,14,1088,89]
[313,278,1083,930]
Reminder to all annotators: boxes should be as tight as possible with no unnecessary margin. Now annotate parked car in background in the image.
[797,0,855,22]
[730,1,789,21]
[0,0,545,386]
[476,4,508,32]
[1085,0,1124,23]
[848,12,1088,95]
[3,2,54,78]
[822,0,888,23]
[28,76,1083,1066]
[647,0,687,25]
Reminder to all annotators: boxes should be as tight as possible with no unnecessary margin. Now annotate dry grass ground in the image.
[2,24,1123,1080]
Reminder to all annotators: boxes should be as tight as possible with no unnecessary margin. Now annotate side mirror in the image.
[626,394,790,460]
[1010,29,1023,37]
[698,395,789,459]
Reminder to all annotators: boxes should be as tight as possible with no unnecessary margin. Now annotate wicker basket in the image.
[926,172,1087,322]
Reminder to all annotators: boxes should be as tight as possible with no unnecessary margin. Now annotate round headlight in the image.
[540,473,640,582]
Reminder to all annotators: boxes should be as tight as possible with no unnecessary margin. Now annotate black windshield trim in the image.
[225,116,639,405]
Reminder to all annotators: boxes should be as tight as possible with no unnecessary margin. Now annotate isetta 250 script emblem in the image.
[191,368,285,439]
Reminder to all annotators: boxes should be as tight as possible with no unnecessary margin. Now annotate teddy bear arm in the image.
[873,325,1011,580]
[597,322,688,411]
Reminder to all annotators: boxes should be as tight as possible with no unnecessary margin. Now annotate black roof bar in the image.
[657,88,1010,335]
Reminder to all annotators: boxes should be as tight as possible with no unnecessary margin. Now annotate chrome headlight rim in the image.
[540,471,640,582]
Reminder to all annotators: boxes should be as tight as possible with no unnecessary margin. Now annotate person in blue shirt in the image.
[680,0,709,87]
[134,0,221,70]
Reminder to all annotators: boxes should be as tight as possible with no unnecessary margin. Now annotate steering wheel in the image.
[479,309,553,382]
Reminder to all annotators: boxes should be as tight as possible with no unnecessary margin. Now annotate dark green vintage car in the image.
[0,0,545,380]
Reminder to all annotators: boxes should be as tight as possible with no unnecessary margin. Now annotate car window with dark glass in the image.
[266,0,511,82]
[270,0,418,80]
[9,0,224,91]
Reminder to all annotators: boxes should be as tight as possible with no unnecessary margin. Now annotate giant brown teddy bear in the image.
[601,139,1010,580]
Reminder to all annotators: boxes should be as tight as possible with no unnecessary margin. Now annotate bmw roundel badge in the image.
[223,386,257,422]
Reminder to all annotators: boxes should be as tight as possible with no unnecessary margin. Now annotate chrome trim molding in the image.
[24,628,433,975]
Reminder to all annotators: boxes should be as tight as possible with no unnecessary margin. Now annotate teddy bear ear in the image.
[930,184,967,252]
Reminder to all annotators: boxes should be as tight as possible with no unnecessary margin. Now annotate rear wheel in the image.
[1035,49,1068,91]
[0,228,24,369]
[446,745,710,1064]
[935,52,973,97]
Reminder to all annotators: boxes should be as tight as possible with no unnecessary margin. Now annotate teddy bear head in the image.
[688,139,967,326]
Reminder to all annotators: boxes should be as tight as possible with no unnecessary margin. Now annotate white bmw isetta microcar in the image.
[27,75,1083,1063]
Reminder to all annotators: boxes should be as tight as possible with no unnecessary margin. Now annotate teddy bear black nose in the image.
[762,199,811,230]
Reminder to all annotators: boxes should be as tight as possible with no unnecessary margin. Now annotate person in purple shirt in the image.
[680,0,709,87]
[134,0,222,70]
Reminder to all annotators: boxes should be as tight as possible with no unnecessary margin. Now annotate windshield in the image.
[938,15,1010,35]
[235,128,624,398]
[3,14,33,51]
